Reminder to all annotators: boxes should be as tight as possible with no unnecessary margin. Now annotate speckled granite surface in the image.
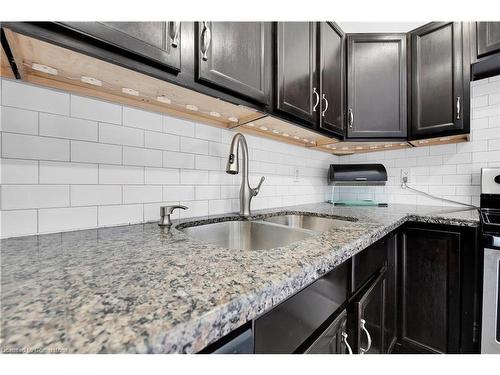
[0,203,478,353]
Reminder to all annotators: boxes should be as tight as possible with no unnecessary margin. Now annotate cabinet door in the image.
[351,267,388,354]
[60,22,181,72]
[346,34,407,139]
[477,22,500,58]
[399,227,461,353]
[305,309,352,354]
[352,234,398,353]
[276,22,318,126]
[196,22,271,105]
[410,22,468,139]
[319,22,345,136]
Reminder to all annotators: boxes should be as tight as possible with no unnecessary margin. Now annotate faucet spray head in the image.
[226,152,238,174]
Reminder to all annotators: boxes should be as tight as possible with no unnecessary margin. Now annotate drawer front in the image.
[254,261,348,353]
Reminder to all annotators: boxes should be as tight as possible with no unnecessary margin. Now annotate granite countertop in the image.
[0,203,479,354]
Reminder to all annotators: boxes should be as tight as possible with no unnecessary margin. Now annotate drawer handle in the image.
[341,331,353,354]
[313,88,320,112]
[321,94,329,117]
[200,21,211,61]
[359,319,372,354]
[456,96,461,120]
[168,22,181,48]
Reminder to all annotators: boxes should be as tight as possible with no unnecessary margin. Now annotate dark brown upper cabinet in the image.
[346,34,407,139]
[476,22,500,58]
[275,22,318,126]
[471,22,500,80]
[195,22,272,105]
[409,22,470,140]
[319,22,346,136]
[275,22,345,136]
[59,22,181,73]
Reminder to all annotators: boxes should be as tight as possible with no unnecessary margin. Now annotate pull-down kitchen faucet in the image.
[226,133,265,218]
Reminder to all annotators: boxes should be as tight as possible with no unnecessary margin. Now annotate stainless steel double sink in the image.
[179,213,357,251]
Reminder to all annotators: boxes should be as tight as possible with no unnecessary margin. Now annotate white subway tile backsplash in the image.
[2,133,69,161]
[1,159,38,184]
[179,200,208,219]
[180,137,209,154]
[181,169,209,185]
[1,209,37,238]
[163,185,195,201]
[144,131,179,151]
[163,151,195,169]
[71,95,121,124]
[99,122,144,147]
[39,206,97,233]
[195,123,221,142]
[2,80,69,115]
[71,140,122,164]
[1,185,69,210]
[195,155,221,170]
[144,167,179,185]
[99,165,144,184]
[98,204,143,226]
[195,185,220,200]
[71,185,122,206]
[1,106,38,135]
[39,161,98,184]
[163,116,195,137]
[39,113,97,141]
[123,106,162,132]
[123,185,162,204]
[123,146,162,167]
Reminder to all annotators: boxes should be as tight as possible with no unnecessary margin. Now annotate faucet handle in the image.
[252,176,265,196]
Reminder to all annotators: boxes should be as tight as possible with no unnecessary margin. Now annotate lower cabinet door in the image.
[351,267,388,354]
[305,309,352,354]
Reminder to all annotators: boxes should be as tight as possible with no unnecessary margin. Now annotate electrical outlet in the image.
[401,168,411,184]
[294,167,300,182]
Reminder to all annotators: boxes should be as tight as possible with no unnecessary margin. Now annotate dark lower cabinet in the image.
[350,267,388,354]
[410,22,470,140]
[352,233,398,353]
[305,309,350,354]
[398,224,479,354]
[59,22,181,72]
[196,22,272,105]
[346,34,407,139]
[275,22,318,126]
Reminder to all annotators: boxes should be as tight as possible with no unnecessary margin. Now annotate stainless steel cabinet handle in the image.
[456,96,461,120]
[168,22,181,48]
[200,21,211,61]
[341,332,353,354]
[321,94,329,117]
[359,319,372,354]
[312,88,320,112]
[348,108,354,128]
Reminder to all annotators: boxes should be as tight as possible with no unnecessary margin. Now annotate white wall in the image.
[333,75,500,206]
[0,79,335,238]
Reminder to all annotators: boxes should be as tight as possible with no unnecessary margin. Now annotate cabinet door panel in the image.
[305,310,350,354]
[347,34,407,138]
[477,22,500,58]
[351,267,387,354]
[410,22,467,138]
[400,227,461,353]
[60,22,181,71]
[197,22,271,105]
[276,22,318,126]
[319,22,345,135]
